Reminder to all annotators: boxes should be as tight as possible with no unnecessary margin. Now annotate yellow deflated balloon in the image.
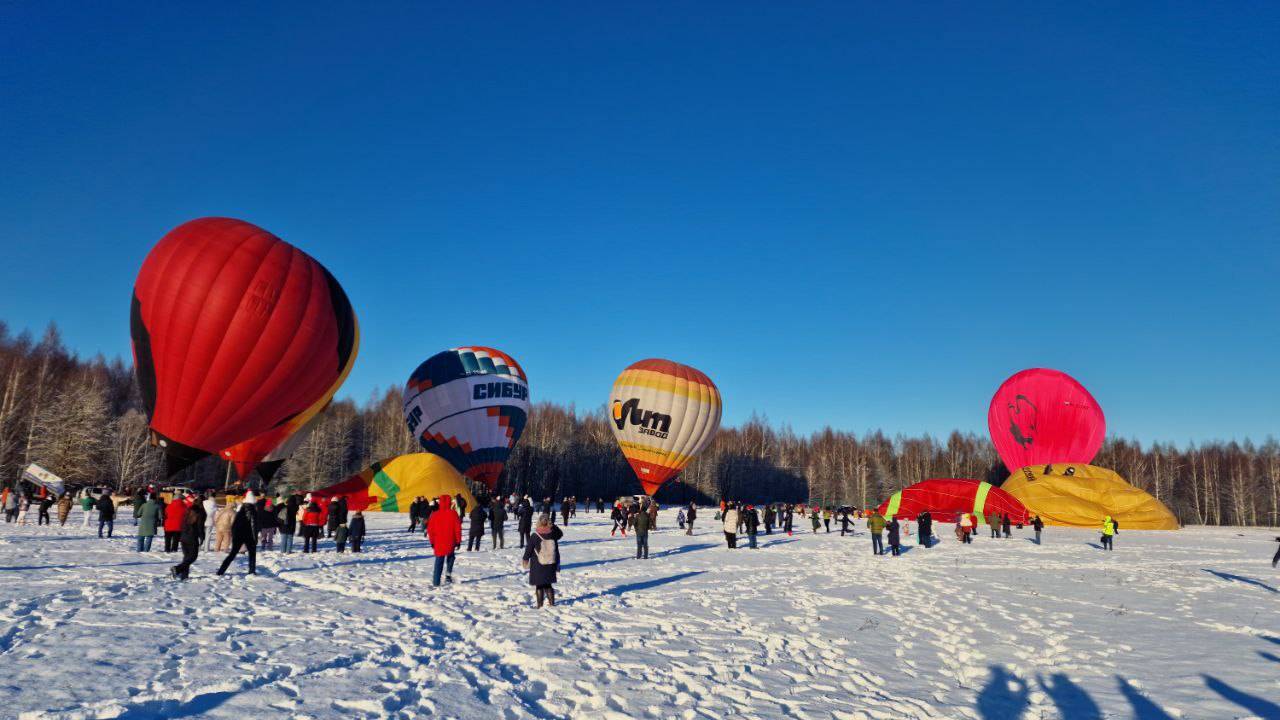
[1002,464,1179,530]
[314,453,477,513]
[610,359,721,495]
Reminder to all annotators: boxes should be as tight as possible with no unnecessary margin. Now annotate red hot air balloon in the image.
[987,368,1105,474]
[876,478,1029,524]
[131,218,358,475]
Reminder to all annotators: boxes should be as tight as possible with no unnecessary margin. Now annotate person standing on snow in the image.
[135,494,162,552]
[810,509,821,534]
[839,509,852,537]
[867,511,886,555]
[202,493,218,550]
[163,494,187,552]
[37,494,54,526]
[79,492,93,527]
[959,512,974,544]
[686,503,697,536]
[783,504,794,536]
[744,504,760,548]
[257,497,277,551]
[887,516,901,556]
[279,494,299,554]
[1032,515,1044,545]
[516,498,534,548]
[610,503,627,537]
[1001,514,1012,539]
[57,493,73,526]
[96,492,116,538]
[216,492,260,576]
[524,515,562,607]
[1272,536,1279,568]
[918,511,932,548]
[1100,515,1117,550]
[349,512,366,553]
[633,503,651,559]
[428,493,462,586]
[723,502,741,549]
[300,496,323,553]
[490,498,507,550]
[214,499,236,551]
[467,502,487,551]
[171,498,206,580]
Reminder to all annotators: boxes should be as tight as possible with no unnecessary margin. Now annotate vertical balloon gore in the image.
[987,368,1106,475]
[609,359,721,496]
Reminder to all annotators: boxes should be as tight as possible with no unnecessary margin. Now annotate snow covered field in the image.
[1,510,1277,720]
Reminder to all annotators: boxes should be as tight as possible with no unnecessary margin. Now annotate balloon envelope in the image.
[314,453,477,513]
[131,217,357,474]
[609,359,721,495]
[1001,464,1179,530]
[876,478,1029,524]
[402,347,529,491]
[988,368,1105,474]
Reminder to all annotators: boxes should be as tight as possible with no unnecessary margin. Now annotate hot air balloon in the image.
[1002,464,1179,529]
[313,454,477,513]
[131,217,358,475]
[876,478,1030,524]
[609,359,721,496]
[221,403,330,485]
[402,347,530,492]
[987,368,1106,475]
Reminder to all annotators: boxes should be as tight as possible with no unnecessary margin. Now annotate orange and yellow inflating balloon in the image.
[609,359,721,495]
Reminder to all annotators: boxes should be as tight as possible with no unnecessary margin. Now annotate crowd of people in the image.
[5,483,1276,608]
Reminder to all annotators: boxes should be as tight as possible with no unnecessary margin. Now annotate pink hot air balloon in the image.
[987,368,1106,474]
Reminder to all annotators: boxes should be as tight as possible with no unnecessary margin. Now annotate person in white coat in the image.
[203,494,218,550]
[722,502,740,549]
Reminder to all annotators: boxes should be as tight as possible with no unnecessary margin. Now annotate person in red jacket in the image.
[300,495,324,553]
[163,494,189,553]
[427,493,462,586]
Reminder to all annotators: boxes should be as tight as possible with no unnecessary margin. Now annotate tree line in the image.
[1,321,1276,527]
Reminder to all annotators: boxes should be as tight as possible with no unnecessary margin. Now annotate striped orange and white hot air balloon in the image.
[609,359,721,496]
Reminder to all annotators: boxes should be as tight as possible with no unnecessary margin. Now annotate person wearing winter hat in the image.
[216,491,260,576]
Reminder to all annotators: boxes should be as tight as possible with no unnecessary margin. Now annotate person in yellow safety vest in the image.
[1100,515,1117,551]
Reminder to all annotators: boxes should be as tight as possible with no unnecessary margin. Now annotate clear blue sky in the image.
[2,3,1277,446]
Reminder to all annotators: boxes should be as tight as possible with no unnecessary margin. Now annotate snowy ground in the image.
[1,510,1277,720]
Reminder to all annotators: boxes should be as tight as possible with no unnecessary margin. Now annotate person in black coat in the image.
[217,494,260,576]
[1001,514,1012,539]
[171,501,206,580]
[523,515,563,608]
[685,503,697,536]
[1032,515,1044,544]
[918,511,933,548]
[887,517,901,556]
[257,498,278,551]
[466,504,487,551]
[349,512,366,552]
[763,505,775,535]
[743,505,760,548]
[490,499,507,549]
[96,493,116,538]
[516,500,534,548]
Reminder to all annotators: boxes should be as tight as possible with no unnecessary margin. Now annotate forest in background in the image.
[1,321,1277,527]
